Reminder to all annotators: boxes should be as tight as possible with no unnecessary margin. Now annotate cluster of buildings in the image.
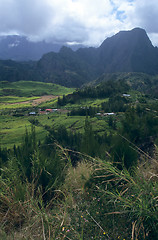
[29,108,58,116]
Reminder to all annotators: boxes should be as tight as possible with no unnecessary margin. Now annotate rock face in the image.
[1,28,158,87]
[76,28,158,74]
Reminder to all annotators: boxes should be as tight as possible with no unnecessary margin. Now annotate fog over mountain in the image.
[0,35,83,61]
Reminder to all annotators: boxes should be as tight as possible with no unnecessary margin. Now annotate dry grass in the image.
[64,161,94,193]
[0,147,158,239]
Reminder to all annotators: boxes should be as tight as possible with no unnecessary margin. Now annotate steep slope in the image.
[98,28,158,74]
[0,59,42,82]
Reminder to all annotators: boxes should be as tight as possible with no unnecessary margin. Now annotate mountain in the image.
[76,28,158,74]
[37,28,158,86]
[36,46,96,87]
[0,35,83,61]
[0,28,158,87]
[97,28,158,74]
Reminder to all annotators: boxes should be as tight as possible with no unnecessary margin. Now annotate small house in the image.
[123,94,130,97]
[46,109,53,113]
[104,113,115,116]
[29,112,36,115]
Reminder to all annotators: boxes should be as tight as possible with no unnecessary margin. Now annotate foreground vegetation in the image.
[0,128,158,239]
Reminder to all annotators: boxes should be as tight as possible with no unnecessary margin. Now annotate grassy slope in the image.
[0,81,74,97]
[0,115,45,149]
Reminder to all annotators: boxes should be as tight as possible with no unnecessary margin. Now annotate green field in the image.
[0,115,46,148]
[1,77,158,240]
[64,98,109,109]
[0,96,40,103]
[0,111,112,148]
[0,81,74,110]
[0,80,74,97]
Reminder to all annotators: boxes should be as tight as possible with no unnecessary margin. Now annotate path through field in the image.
[7,95,58,106]
[31,95,58,105]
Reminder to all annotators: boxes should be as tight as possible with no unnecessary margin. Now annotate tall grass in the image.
[0,145,158,239]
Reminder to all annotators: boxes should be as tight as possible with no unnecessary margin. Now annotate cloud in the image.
[123,0,158,46]
[0,0,158,46]
[0,0,54,36]
[128,0,158,32]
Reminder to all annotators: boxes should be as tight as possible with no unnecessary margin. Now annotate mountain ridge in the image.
[0,28,158,87]
[37,27,158,86]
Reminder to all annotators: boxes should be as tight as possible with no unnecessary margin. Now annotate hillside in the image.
[97,28,158,74]
[0,80,74,97]
[92,72,158,98]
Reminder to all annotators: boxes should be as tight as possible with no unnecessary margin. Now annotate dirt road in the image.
[6,95,58,106]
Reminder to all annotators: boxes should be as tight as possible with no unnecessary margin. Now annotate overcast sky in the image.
[0,0,158,46]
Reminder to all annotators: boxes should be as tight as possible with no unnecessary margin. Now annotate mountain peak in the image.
[105,27,151,45]
[119,27,146,34]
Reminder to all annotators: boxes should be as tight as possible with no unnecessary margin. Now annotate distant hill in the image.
[0,35,83,61]
[0,28,158,88]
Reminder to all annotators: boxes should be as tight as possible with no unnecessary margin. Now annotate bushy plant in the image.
[1,128,157,239]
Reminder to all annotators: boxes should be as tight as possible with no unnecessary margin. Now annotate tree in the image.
[81,117,98,157]
[112,135,138,170]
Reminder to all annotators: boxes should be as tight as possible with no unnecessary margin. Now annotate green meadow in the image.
[0,115,45,149]
[64,98,109,109]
